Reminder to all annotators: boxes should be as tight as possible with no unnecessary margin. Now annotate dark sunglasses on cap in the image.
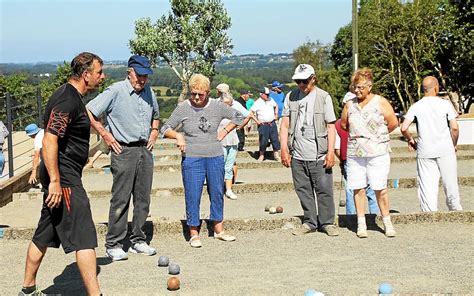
[294,75,313,85]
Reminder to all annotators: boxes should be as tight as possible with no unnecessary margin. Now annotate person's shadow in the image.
[42,257,112,295]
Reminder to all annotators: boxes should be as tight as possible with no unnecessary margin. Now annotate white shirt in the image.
[250,98,277,123]
[405,96,457,158]
[34,129,45,151]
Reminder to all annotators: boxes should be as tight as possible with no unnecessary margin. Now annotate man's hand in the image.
[103,131,122,154]
[147,129,159,151]
[217,129,228,142]
[176,133,186,153]
[281,149,292,168]
[28,172,37,184]
[323,152,335,169]
[45,181,62,208]
[408,139,417,152]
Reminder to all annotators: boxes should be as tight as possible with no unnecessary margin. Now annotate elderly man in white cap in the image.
[280,64,339,236]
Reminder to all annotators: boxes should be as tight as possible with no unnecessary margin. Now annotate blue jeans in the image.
[342,160,379,215]
[182,156,225,226]
[258,122,280,153]
[223,145,238,180]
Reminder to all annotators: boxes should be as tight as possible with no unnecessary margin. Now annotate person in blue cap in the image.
[86,55,160,261]
[270,80,285,131]
[25,123,45,184]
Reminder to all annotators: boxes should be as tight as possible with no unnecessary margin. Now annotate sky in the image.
[0,0,352,63]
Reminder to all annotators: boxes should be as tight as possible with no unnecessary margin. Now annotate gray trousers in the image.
[291,158,335,230]
[105,146,154,249]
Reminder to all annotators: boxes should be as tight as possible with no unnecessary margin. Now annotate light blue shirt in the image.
[86,79,159,143]
[270,91,285,118]
[231,100,249,117]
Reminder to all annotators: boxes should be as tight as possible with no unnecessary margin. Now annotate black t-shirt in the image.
[40,83,90,187]
[236,96,246,108]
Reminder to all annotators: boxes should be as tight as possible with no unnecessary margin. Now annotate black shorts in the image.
[32,185,97,254]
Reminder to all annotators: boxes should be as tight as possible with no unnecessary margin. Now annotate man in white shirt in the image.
[401,76,462,212]
[25,123,45,184]
[250,87,280,162]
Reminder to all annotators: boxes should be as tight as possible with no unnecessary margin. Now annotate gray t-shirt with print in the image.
[282,89,336,161]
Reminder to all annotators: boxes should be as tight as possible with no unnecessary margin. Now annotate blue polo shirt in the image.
[86,79,160,143]
[270,91,285,118]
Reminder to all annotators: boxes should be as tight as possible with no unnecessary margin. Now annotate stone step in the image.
[86,145,474,168]
[2,185,473,238]
[84,151,474,173]
[76,159,474,192]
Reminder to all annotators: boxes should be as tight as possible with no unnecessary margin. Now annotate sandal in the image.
[214,231,236,242]
[189,235,202,248]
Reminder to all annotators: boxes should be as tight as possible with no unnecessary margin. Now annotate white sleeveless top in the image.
[347,95,390,157]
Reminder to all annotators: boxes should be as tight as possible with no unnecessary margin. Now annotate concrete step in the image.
[2,186,473,238]
[84,151,474,173]
[76,158,474,192]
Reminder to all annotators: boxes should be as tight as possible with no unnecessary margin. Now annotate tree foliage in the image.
[350,0,472,112]
[129,0,233,101]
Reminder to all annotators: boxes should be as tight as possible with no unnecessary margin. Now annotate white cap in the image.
[342,92,356,103]
[292,64,315,80]
[260,87,270,96]
[216,83,230,93]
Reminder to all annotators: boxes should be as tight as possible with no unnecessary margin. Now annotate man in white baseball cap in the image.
[280,64,339,237]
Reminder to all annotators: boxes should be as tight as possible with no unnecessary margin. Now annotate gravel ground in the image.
[1,223,473,295]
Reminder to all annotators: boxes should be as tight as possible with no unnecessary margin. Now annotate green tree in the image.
[129,0,233,102]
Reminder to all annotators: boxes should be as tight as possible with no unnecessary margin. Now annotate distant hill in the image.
[0,53,294,75]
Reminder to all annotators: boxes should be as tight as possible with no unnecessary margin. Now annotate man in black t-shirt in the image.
[19,52,105,296]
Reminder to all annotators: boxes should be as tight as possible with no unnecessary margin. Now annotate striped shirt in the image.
[161,100,244,157]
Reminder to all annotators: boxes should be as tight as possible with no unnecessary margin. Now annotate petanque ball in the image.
[304,288,324,296]
[378,282,393,294]
[158,255,169,267]
[264,205,272,211]
[269,207,277,214]
[168,263,180,275]
[167,276,180,291]
[276,206,283,213]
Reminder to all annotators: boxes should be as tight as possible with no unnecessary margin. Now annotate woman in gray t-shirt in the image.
[161,74,244,248]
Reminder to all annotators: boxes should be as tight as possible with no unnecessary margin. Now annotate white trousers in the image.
[417,153,462,212]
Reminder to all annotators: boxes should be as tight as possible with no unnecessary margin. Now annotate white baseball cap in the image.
[292,64,315,80]
[342,92,356,103]
[216,83,230,93]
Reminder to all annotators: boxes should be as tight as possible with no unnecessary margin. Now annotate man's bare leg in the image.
[76,249,101,295]
[22,241,47,288]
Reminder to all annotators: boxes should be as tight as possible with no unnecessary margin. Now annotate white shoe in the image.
[225,190,238,200]
[357,224,368,238]
[106,247,128,261]
[129,242,157,255]
[383,220,397,237]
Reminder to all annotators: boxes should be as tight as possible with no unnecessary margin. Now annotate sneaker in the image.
[292,223,315,236]
[106,247,128,261]
[214,231,236,241]
[274,152,281,162]
[18,287,45,296]
[225,190,238,200]
[130,242,157,256]
[383,220,397,238]
[189,235,202,248]
[357,224,368,238]
[321,224,339,236]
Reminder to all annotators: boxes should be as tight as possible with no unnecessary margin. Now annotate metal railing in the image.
[1,88,43,179]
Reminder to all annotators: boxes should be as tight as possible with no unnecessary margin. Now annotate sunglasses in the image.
[294,76,313,85]
[190,92,207,99]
